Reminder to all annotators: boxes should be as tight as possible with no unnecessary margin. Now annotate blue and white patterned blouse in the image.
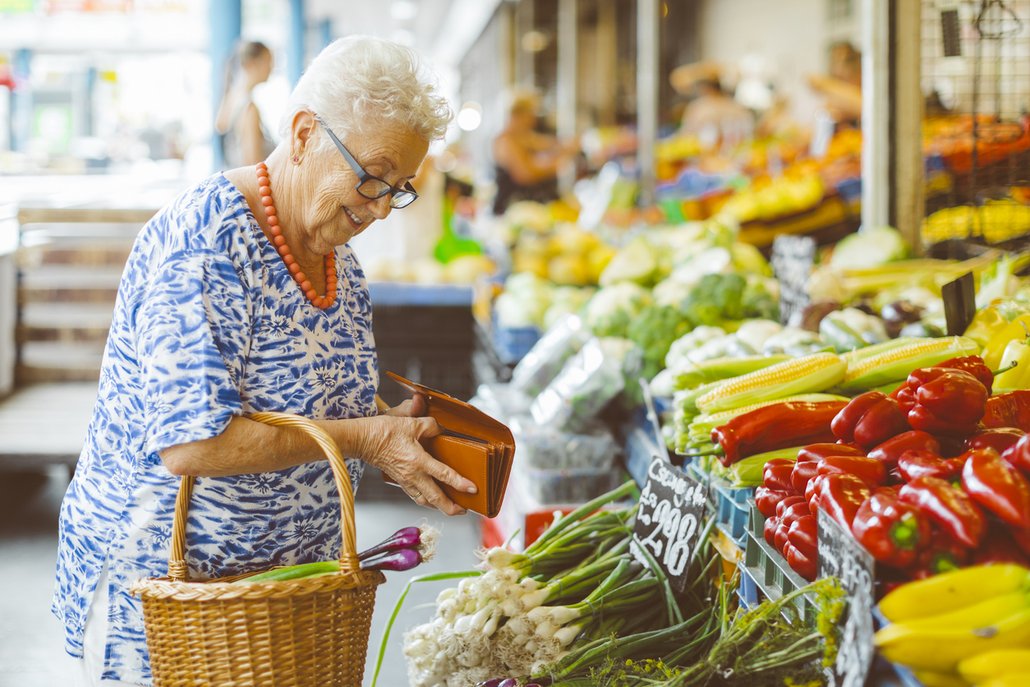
[52,174,379,684]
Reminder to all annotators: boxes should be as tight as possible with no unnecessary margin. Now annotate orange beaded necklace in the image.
[256,161,337,310]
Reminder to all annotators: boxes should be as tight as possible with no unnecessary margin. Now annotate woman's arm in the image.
[494,133,568,186]
[159,409,477,516]
[237,103,265,166]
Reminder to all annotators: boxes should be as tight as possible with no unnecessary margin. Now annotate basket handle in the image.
[167,411,361,582]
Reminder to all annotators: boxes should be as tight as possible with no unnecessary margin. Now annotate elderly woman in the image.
[52,36,473,686]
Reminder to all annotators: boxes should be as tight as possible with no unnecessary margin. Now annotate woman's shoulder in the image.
[142,174,256,258]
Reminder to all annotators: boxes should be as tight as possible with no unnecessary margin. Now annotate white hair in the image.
[281,35,452,146]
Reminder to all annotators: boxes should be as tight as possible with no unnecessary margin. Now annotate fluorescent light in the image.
[456,102,482,131]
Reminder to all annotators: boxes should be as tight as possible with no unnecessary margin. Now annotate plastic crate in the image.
[742,505,819,622]
[684,459,719,513]
[737,563,761,610]
[492,323,542,366]
[711,480,753,548]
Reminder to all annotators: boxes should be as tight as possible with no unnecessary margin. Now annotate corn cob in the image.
[839,336,980,392]
[673,354,791,391]
[695,352,847,414]
[842,337,929,366]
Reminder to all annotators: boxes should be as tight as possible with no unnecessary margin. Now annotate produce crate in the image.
[742,505,818,623]
[711,480,752,548]
[684,459,719,514]
[491,322,541,366]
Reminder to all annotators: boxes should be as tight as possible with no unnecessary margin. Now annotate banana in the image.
[889,592,1029,632]
[912,670,970,687]
[875,607,1030,673]
[980,675,1030,687]
[958,649,1030,684]
[878,564,1030,623]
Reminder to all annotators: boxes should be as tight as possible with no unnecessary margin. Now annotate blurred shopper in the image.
[53,36,473,686]
[807,41,863,127]
[670,61,754,148]
[215,40,276,167]
[491,90,576,215]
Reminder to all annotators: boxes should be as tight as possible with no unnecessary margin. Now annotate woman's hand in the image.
[356,395,477,515]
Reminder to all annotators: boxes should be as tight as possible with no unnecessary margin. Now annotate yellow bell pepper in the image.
[995,336,1030,390]
[965,305,1007,351]
[983,314,1030,369]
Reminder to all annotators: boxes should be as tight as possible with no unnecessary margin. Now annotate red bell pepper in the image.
[831,391,911,449]
[796,442,865,463]
[966,427,1025,454]
[867,431,941,469]
[762,459,796,492]
[851,491,930,568]
[890,383,918,414]
[712,401,846,466]
[974,528,1030,566]
[790,459,822,494]
[787,514,818,560]
[774,517,791,552]
[817,454,888,486]
[783,541,818,581]
[1002,434,1030,476]
[907,368,988,437]
[983,391,1030,432]
[960,448,1030,530]
[819,473,872,530]
[780,500,813,528]
[913,532,971,577]
[899,476,986,548]
[764,515,779,547]
[897,449,964,483]
[755,486,793,518]
[936,355,995,394]
[806,473,826,514]
[774,495,806,519]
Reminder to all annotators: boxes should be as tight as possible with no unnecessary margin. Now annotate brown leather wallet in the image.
[383,371,516,518]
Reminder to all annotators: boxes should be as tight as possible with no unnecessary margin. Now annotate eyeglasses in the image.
[314,115,418,209]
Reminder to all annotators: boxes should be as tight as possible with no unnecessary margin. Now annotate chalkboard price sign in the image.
[632,456,709,593]
[818,510,875,687]
[771,235,817,326]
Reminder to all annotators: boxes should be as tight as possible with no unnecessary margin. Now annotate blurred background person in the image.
[807,41,863,128]
[670,61,754,149]
[215,40,276,168]
[491,90,577,215]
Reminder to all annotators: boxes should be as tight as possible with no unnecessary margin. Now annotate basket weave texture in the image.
[130,412,385,687]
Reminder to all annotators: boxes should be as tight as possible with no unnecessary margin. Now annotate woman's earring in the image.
[292,155,299,163]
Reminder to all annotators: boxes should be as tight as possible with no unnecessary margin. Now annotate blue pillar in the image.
[84,66,97,136]
[318,17,333,50]
[209,0,242,171]
[287,0,305,87]
[10,49,31,153]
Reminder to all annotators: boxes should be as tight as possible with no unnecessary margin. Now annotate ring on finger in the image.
[411,489,422,500]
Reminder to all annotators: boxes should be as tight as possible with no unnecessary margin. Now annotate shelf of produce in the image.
[739,196,855,250]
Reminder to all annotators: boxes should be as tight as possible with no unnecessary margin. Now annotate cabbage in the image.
[830,226,909,269]
[598,235,661,286]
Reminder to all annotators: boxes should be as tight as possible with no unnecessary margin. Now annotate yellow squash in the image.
[874,606,1030,673]
[878,564,1030,623]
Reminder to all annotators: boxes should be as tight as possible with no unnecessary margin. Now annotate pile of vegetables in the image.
[874,563,1030,687]
[372,481,845,687]
[754,354,1030,583]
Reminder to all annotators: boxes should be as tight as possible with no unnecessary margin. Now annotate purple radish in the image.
[475,680,504,687]
[360,548,422,572]
[358,526,421,560]
[498,679,519,687]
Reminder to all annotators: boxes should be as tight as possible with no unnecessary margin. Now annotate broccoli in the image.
[627,304,694,381]
[681,273,746,326]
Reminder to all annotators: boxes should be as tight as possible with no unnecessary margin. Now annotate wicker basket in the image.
[130,412,386,687]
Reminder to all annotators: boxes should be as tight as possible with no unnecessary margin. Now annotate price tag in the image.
[631,456,709,593]
[942,272,976,336]
[771,234,817,326]
[818,510,875,687]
